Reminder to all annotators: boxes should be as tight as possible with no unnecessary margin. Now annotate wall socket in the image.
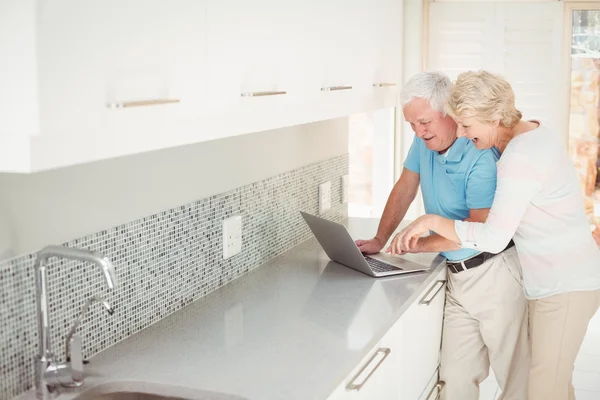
[595,203,600,217]
[341,174,349,204]
[223,215,242,259]
[319,181,332,214]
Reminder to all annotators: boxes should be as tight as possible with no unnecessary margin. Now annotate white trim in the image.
[372,109,396,217]
[398,0,427,218]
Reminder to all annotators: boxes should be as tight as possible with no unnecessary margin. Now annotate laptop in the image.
[300,212,429,277]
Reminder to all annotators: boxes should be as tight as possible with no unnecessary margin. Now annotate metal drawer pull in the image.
[426,381,445,400]
[373,83,397,87]
[321,86,353,92]
[241,91,287,97]
[346,348,391,391]
[106,99,180,109]
[419,280,446,306]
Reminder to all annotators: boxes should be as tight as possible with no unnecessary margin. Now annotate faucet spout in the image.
[33,245,117,399]
[37,245,118,288]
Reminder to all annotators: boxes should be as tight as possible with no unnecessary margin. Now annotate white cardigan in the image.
[455,124,600,300]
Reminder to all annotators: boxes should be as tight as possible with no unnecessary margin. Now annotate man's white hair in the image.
[400,71,452,114]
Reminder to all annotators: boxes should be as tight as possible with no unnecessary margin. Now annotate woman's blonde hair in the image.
[446,70,522,128]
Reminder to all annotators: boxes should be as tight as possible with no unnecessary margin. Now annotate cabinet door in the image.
[400,268,447,400]
[33,0,206,170]
[417,369,445,400]
[303,0,369,120]
[204,0,305,139]
[0,0,39,139]
[327,321,403,400]
[370,0,403,109]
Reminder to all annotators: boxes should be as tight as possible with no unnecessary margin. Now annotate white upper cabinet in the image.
[204,0,307,139]
[370,0,403,109]
[0,1,39,139]
[1,0,403,172]
[1,0,206,172]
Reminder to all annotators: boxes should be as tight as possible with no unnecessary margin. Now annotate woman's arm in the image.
[389,152,542,255]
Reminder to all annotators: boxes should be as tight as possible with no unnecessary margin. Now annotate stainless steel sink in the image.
[72,389,248,400]
[84,394,182,400]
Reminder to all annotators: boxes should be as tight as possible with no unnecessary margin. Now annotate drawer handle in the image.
[346,348,391,391]
[241,91,287,97]
[373,83,397,87]
[419,280,446,306]
[106,99,180,109]
[426,381,445,400]
[321,86,353,92]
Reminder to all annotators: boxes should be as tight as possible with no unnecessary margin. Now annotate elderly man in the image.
[355,71,529,400]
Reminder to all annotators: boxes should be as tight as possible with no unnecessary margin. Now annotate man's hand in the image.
[355,237,385,254]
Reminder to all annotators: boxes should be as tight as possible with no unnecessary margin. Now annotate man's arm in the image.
[355,168,420,253]
[399,148,499,254]
[412,208,490,253]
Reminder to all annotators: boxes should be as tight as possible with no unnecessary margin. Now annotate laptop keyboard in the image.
[364,256,402,272]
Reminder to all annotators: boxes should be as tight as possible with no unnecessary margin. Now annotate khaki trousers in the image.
[528,289,600,400]
[440,247,530,400]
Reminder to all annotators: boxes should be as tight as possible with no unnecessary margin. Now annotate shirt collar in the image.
[434,137,468,164]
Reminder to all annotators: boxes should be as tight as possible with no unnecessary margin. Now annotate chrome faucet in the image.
[34,245,118,399]
[62,296,114,387]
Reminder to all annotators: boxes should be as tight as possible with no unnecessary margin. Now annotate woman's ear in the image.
[492,119,501,128]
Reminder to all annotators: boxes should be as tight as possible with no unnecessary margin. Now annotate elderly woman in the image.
[390,70,600,400]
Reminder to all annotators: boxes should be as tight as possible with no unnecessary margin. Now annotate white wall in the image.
[400,0,426,220]
[0,118,349,257]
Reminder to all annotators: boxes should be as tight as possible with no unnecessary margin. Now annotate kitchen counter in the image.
[20,218,446,400]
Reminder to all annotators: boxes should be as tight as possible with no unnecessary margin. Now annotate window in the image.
[566,6,600,242]
[348,108,395,218]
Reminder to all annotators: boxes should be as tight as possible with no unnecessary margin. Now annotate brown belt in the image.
[446,240,515,274]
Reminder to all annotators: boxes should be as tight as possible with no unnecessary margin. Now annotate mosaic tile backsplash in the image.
[0,154,348,400]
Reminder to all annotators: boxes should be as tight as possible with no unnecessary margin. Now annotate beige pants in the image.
[440,247,530,400]
[528,289,600,400]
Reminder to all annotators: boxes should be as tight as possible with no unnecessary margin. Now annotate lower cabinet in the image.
[399,268,447,399]
[326,317,403,400]
[417,369,445,400]
[326,267,447,400]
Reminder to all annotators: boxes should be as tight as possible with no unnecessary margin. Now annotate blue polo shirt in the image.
[404,136,499,261]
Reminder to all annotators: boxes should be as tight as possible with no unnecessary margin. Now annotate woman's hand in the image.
[387,215,433,256]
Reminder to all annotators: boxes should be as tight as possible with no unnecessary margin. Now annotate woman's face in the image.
[455,117,496,149]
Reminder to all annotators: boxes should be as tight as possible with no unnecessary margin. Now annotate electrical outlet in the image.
[319,181,331,214]
[595,203,600,217]
[341,174,349,204]
[223,215,242,259]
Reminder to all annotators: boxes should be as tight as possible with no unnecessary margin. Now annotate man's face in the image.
[403,98,458,153]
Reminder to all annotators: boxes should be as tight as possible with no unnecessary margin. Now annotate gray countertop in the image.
[21,218,446,400]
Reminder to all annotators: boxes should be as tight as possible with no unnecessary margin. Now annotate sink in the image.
[85,394,182,400]
[71,388,248,400]
[68,382,249,400]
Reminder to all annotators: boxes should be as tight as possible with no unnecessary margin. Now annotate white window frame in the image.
[561,1,600,145]
[393,0,429,220]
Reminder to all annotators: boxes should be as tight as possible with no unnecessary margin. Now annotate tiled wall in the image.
[0,154,348,400]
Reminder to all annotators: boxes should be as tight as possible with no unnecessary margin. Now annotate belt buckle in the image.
[448,260,468,273]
